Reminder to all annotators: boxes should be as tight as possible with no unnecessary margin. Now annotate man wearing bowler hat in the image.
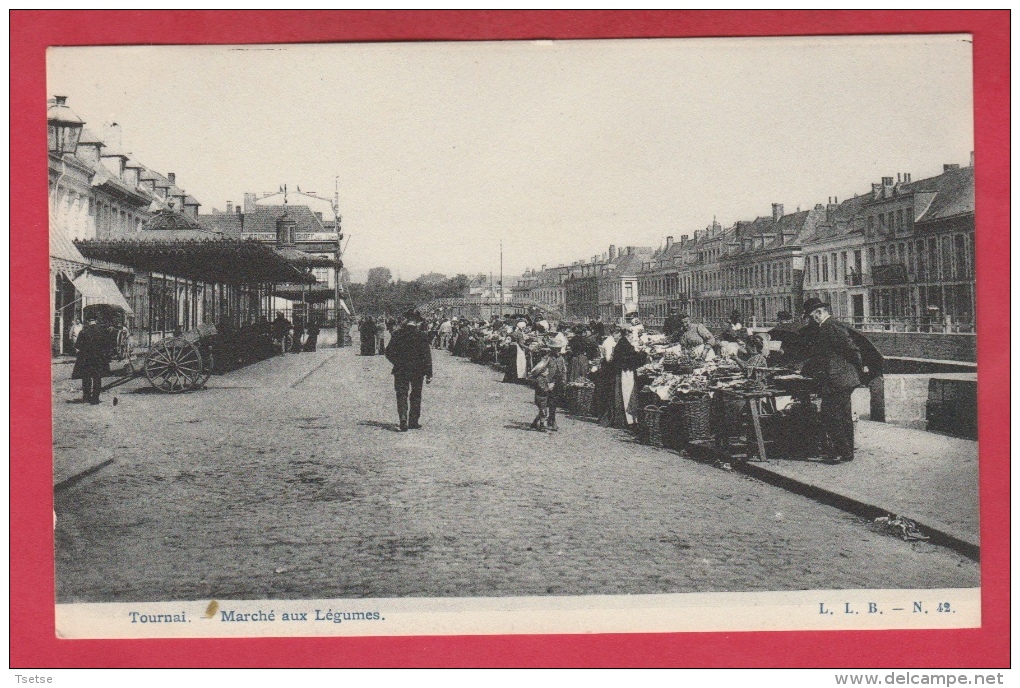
[801,297,863,464]
[385,310,433,431]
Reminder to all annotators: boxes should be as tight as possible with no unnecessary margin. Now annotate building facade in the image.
[801,196,870,325]
[48,97,207,354]
[859,164,975,332]
[594,245,654,323]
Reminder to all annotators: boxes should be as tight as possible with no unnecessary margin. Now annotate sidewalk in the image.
[721,420,980,557]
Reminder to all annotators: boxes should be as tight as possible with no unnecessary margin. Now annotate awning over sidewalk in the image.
[273,282,337,304]
[72,272,133,313]
[75,235,315,285]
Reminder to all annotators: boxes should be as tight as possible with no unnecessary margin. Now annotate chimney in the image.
[904,173,911,183]
[167,172,176,186]
[244,192,258,212]
[665,235,673,249]
[103,121,123,151]
[626,246,634,255]
[943,164,960,172]
[225,201,233,214]
[608,245,617,261]
[772,203,784,222]
[872,183,882,200]
[236,205,242,215]
[680,235,688,247]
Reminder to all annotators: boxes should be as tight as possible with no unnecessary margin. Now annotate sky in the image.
[48,35,973,281]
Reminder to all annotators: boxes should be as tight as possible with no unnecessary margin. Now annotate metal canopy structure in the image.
[273,282,336,304]
[272,245,343,269]
[75,235,315,285]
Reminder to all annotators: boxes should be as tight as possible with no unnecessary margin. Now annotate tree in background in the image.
[349,269,504,317]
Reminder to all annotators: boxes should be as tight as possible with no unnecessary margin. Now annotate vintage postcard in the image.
[45,33,984,645]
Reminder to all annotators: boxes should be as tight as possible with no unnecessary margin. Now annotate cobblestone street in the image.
[54,346,978,603]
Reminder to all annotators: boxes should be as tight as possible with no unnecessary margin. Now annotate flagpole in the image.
[499,240,504,319]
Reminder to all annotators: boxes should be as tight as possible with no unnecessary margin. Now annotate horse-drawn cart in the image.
[140,324,217,393]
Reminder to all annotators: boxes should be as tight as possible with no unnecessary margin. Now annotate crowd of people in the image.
[409,302,877,463]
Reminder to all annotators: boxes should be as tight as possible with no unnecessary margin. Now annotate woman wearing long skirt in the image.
[359,317,377,356]
[610,326,647,429]
[594,326,620,424]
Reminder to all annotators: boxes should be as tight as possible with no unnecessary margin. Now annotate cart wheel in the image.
[145,337,205,393]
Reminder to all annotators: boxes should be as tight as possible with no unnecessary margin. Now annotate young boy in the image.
[527,346,567,432]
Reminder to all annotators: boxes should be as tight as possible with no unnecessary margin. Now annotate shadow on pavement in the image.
[358,420,403,432]
[504,421,538,432]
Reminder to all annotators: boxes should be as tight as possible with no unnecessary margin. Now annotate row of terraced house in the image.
[513,158,975,334]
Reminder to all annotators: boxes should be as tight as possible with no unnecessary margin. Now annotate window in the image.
[841,252,848,283]
[879,214,886,230]
[813,256,820,283]
[897,209,904,231]
[822,255,829,283]
[928,238,939,280]
[830,253,838,282]
[868,216,875,232]
[879,245,887,265]
[868,248,876,272]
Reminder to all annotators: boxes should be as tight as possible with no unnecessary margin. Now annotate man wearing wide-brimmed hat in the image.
[802,297,863,464]
[385,310,433,431]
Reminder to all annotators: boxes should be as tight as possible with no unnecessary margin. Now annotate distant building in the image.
[637,235,689,327]
[801,196,870,325]
[717,204,824,326]
[859,163,975,332]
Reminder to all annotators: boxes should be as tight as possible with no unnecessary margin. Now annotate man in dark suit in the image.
[71,314,112,405]
[662,307,684,340]
[802,298,863,464]
[385,311,434,431]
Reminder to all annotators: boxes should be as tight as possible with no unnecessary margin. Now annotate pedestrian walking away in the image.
[385,310,433,431]
[303,318,320,352]
[71,314,112,405]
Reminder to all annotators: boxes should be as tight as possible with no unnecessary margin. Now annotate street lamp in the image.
[48,95,83,156]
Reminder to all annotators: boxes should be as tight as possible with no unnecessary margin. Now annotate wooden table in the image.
[714,388,779,462]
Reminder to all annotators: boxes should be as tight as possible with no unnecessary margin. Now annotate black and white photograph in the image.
[47,35,980,638]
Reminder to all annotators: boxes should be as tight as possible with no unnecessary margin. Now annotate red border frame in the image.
[11,10,1009,668]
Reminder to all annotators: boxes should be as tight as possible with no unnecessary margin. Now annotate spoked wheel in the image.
[144,337,206,393]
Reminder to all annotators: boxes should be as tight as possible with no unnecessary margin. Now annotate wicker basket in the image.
[643,404,669,448]
[671,394,713,443]
[573,384,595,417]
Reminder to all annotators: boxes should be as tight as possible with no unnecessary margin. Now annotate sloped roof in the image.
[608,248,655,276]
[913,166,974,223]
[143,207,209,232]
[241,205,328,234]
[802,195,869,245]
[77,127,106,146]
[197,213,244,238]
